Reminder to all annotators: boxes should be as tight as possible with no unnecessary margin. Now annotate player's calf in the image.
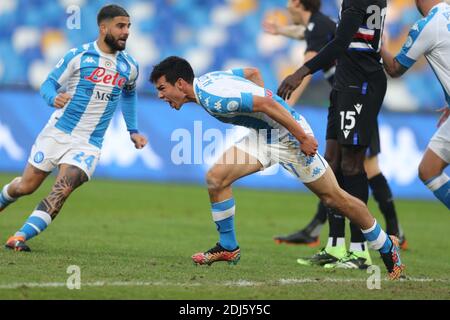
[5,165,88,250]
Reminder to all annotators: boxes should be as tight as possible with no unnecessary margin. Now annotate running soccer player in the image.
[0,5,147,251]
[277,0,397,267]
[266,1,407,258]
[150,56,404,279]
[381,0,450,210]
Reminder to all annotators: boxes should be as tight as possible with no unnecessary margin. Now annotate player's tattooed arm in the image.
[36,166,88,219]
[252,95,318,156]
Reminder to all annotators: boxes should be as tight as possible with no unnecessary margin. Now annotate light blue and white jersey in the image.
[193,69,308,141]
[40,41,139,148]
[396,2,450,106]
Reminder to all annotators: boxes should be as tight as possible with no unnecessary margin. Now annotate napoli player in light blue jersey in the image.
[0,5,147,251]
[150,56,405,279]
[382,0,450,210]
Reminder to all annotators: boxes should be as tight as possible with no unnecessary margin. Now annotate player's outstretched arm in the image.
[252,95,318,156]
[277,6,365,100]
[262,20,306,39]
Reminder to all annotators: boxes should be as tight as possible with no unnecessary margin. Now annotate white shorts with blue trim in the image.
[429,116,450,164]
[28,125,100,180]
[234,129,329,184]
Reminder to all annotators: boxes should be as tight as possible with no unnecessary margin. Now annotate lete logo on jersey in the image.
[84,67,128,88]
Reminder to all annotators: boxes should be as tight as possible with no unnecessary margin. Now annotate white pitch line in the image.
[0,278,449,289]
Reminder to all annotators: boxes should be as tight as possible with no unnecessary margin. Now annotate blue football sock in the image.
[425,173,450,210]
[361,220,392,254]
[15,210,52,240]
[0,184,16,209]
[211,198,238,250]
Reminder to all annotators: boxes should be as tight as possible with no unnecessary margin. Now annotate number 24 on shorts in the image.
[73,152,95,169]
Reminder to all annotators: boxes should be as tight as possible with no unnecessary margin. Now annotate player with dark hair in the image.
[0,4,147,251]
[149,56,405,280]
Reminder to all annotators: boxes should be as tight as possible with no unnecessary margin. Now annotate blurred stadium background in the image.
[0,0,448,201]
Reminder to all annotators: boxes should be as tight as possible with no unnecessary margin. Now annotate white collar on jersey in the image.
[94,40,119,58]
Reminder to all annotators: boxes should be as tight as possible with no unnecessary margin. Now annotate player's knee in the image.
[418,161,439,183]
[320,189,348,212]
[15,178,36,196]
[206,169,226,193]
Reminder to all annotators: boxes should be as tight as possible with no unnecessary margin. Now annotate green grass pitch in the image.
[0,173,449,299]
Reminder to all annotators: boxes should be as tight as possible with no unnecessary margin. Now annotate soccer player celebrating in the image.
[150,56,404,279]
[277,0,399,265]
[381,0,450,209]
[267,0,407,269]
[0,5,147,251]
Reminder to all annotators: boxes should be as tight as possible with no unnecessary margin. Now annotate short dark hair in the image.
[150,56,195,85]
[300,0,321,13]
[97,4,129,25]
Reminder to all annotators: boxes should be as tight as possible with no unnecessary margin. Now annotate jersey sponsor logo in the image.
[307,22,315,31]
[84,67,127,88]
[94,90,119,102]
[227,100,239,112]
[354,103,363,114]
[265,89,273,97]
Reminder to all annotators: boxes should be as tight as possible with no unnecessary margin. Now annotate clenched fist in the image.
[53,93,72,108]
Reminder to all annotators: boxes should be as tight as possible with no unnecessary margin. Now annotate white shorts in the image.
[235,129,328,184]
[429,116,450,164]
[28,125,100,180]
